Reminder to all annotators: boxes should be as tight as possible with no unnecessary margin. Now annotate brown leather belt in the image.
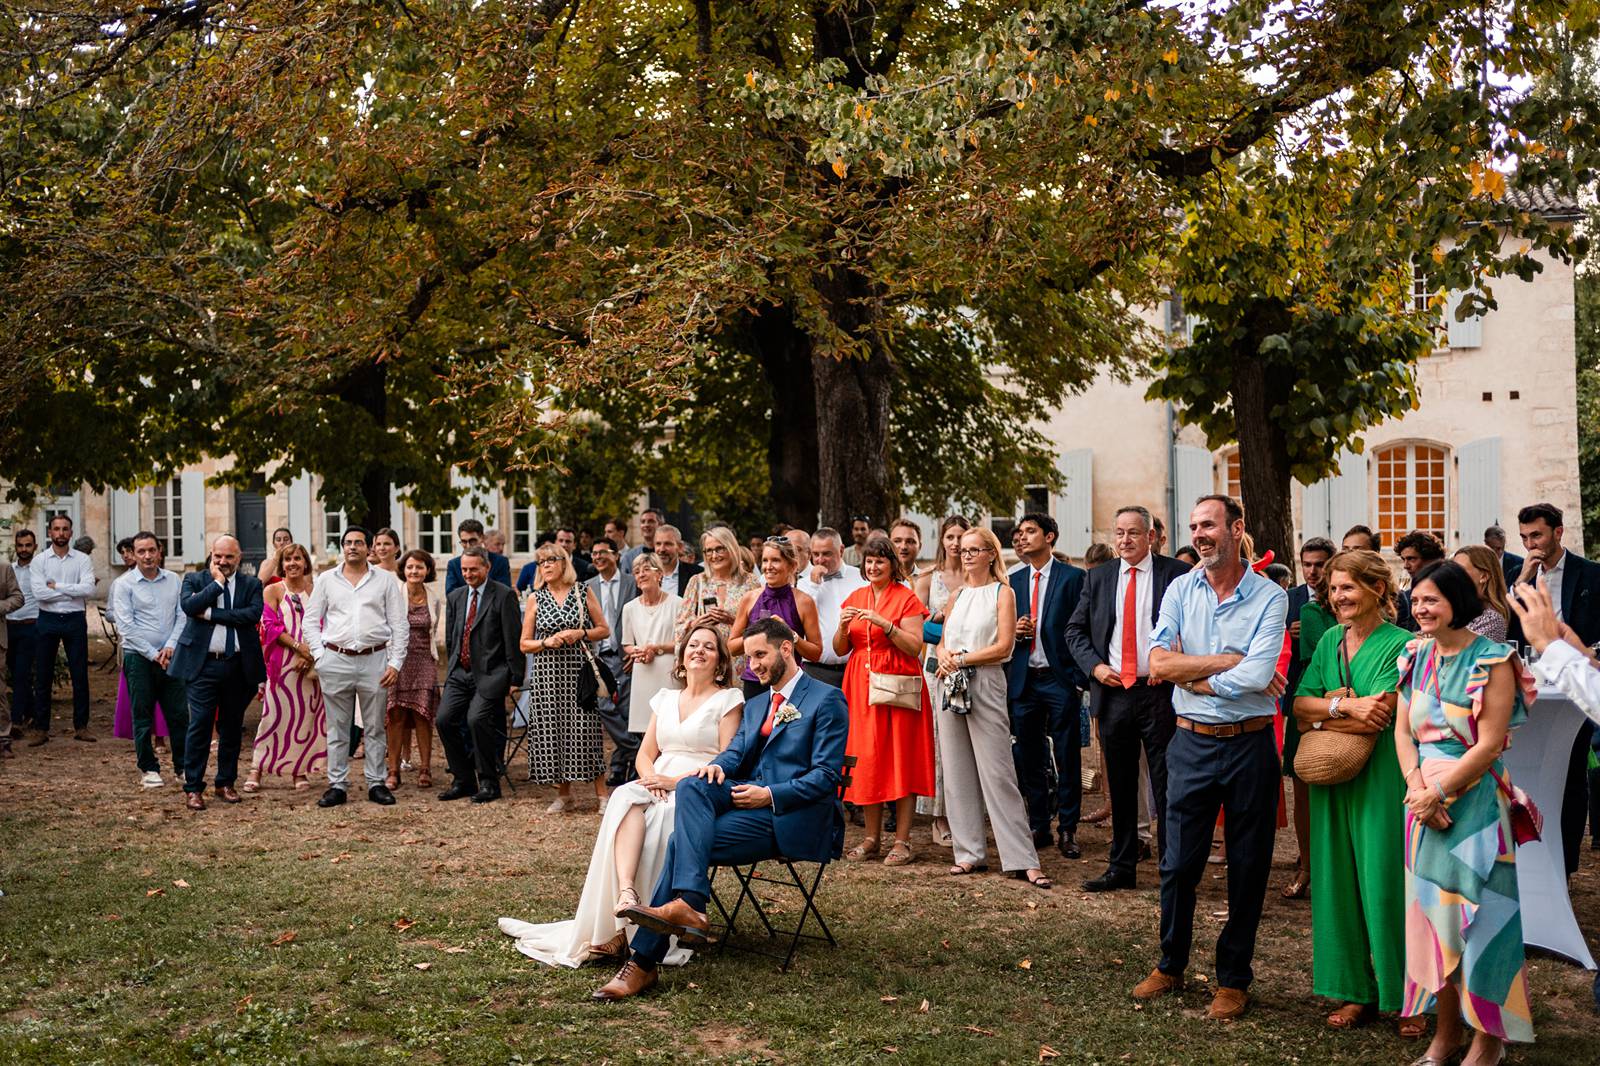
[325,642,387,657]
[1176,716,1273,738]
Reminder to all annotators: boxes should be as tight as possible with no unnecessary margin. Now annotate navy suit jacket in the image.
[1007,557,1087,698]
[1283,584,1313,698]
[710,670,849,863]
[1064,553,1190,716]
[1501,551,1524,587]
[170,570,266,686]
[1508,550,1600,648]
[446,551,512,596]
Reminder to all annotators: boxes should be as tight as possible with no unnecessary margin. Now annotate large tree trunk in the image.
[813,349,894,532]
[1231,355,1297,580]
[341,360,392,530]
[746,304,822,529]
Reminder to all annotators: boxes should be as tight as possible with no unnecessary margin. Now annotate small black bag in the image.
[574,593,616,710]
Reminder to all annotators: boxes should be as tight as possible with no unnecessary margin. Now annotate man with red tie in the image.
[1066,505,1191,891]
[435,547,525,804]
[1006,513,1087,858]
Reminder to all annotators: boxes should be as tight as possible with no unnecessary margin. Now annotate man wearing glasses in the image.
[447,518,512,595]
[585,537,640,784]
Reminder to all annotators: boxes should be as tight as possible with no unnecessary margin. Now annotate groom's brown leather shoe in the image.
[620,897,711,947]
[592,960,658,1001]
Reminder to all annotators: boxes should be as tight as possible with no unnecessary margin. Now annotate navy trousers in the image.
[6,621,40,727]
[630,775,781,966]
[1157,724,1278,990]
[1100,682,1176,875]
[33,611,90,732]
[183,655,252,793]
[1010,669,1080,836]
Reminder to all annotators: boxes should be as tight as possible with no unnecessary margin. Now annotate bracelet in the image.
[1327,696,1343,719]
[1433,781,1449,802]
[882,620,893,636]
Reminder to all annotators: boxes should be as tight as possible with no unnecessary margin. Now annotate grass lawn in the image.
[1,665,1595,1064]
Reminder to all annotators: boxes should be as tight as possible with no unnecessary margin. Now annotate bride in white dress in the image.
[499,626,743,968]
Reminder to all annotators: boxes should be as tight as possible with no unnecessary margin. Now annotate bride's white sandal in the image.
[613,887,641,918]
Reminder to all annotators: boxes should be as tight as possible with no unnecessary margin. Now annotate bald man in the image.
[170,535,266,811]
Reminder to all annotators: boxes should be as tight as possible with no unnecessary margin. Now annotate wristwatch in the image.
[1312,719,1324,730]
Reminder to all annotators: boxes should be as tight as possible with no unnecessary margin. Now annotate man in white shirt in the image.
[304,525,409,808]
[7,528,41,739]
[110,532,189,787]
[29,514,97,743]
[797,528,864,688]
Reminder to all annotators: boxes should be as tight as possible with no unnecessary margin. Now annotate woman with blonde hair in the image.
[1451,545,1511,642]
[913,515,970,847]
[620,552,683,733]
[520,544,611,811]
[1292,549,1416,1035]
[676,524,760,671]
[935,526,1050,888]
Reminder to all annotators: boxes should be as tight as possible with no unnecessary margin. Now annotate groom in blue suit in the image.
[595,615,848,1000]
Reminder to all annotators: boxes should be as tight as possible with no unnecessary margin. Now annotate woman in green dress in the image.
[1292,549,1416,1034]
[1396,560,1535,1066]
[1281,545,1337,900]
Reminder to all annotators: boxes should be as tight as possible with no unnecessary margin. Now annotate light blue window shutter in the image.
[1172,445,1212,548]
[1328,449,1369,541]
[1054,449,1094,557]
[111,489,141,543]
[180,471,207,563]
[1446,289,1483,349]
[288,474,313,546]
[1301,480,1332,542]
[1456,437,1501,546]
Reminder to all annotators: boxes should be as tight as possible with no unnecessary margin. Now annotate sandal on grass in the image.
[613,886,641,918]
[847,836,881,862]
[1011,869,1053,890]
[949,862,989,876]
[1326,1002,1377,1029]
[1397,1015,1428,1040]
[1281,875,1310,900]
[883,840,915,867]
[242,771,261,793]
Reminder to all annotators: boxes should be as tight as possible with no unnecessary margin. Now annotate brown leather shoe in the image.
[588,931,629,961]
[592,960,658,1001]
[620,897,711,947]
[74,727,97,743]
[216,785,242,804]
[186,792,206,811]
[26,729,48,747]
[1206,986,1249,1020]
[1131,968,1184,999]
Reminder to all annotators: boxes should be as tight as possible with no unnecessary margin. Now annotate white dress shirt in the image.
[31,547,96,614]
[1106,553,1155,679]
[1023,561,1052,668]
[206,574,239,654]
[1539,551,1568,621]
[304,564,410,671]
[798,563,866,665]
[10,561,38,622]
[1530,639,1600,726]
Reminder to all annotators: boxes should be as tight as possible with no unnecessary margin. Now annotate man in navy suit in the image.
[1511,502,1600,876]
[1066,506,1191,890]
[444,519,512,595]
[1485,525,1523,586]
[595,615,848,1000]
[169,535,266,811]
[1007,513,1087,858]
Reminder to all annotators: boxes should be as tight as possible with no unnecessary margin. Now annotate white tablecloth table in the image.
[1502,687,1596,968]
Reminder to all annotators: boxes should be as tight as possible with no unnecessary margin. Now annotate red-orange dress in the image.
[840,583,936,805]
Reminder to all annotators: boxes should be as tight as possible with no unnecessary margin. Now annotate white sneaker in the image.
[140,771,165,789]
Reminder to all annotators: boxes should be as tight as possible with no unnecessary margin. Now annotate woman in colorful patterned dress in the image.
[1396,560,1535,1065]
[675,525,760,675]
[246,543,326,790]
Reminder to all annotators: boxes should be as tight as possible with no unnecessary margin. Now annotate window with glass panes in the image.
[325,510,348,554]
[990,485,1049,548]
[511,501,537,554]
[1219,450,1242,501]
[418,512,454,556]
[152,479,183,559]
[1375,443,1448,548]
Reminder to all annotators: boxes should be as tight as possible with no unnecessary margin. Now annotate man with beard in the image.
[28,514,97,743]
[1132,495,1287,1021]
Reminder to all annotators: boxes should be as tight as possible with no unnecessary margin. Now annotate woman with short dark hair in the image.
[386,549,443,789]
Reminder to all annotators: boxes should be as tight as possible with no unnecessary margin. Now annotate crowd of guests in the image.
[3,498,1599,1058]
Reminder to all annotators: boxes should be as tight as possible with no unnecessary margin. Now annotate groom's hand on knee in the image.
[694,765,725,785]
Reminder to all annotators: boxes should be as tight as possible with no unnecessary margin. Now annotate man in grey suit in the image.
[436,547,525,803]
[586,537,639,785]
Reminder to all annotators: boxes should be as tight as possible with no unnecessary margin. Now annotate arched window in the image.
[1375,442,1448,548]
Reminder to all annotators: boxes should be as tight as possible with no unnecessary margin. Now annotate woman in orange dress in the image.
[835,536,936,867]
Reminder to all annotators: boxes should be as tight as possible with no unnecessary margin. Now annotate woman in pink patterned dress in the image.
[244,543,326,791]
[387,549,444,790]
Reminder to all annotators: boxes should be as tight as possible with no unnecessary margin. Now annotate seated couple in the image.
[499,615,849,1001]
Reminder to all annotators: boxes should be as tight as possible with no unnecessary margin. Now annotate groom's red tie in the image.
[760,691,785,738]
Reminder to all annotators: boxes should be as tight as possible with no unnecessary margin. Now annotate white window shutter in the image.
[1301,480,1332,542]
[111,489,141,543]
[903,510,940,556]
[1328,448,1369,539]
[388,483,403,530]
[1172,445,1212,548]
[1054,448,1094,557]
[180,471,207,563]
[1455,437,1501,546]
[287,474,312,547]
[1446,289,1483,348]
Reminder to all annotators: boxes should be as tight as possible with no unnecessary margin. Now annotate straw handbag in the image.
[1293,638,1377,786]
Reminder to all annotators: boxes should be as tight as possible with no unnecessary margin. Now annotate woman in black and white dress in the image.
[520,544,611,812]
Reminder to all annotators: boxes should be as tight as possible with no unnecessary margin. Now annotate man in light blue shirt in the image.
[1131,495,1287,1022]
[110,532,191,787]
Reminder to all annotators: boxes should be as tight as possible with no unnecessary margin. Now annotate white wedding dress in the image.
[498,686,744,968]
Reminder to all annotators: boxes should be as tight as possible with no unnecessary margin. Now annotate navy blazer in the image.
[1283,584,1314,698]
[1064,552,1190,716]
[169,570,266,686]
[710,670,849,863]
[445,551,512,596]
[1509,550,1600,648]
[1007,558,1087,697]
[1501,551,1524,587]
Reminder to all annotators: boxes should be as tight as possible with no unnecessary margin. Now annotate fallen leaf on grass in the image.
[963,1025,995,1036]
[881,1047,897,1054]
[235,995,252,1013]
[392,917,415,931]
[443,946,468,954]
[146,888,165,898]
[879,995,899,1004]
[172,879,190,889]
[330,852,352,864]
[413,962,431,971]
[1017,958,1032,970]
[1110,957,1123,966]
[270,931,297,947]
[104,914,121,922]
[1039,1046,1060,1061]
[1026,900,1039,910]
[917,999,930,1014]
[940,939,952,950]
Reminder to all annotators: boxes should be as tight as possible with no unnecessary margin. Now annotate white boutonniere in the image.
[773,705,801,726]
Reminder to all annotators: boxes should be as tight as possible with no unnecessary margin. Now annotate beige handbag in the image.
[868,669,924,710]
[1293,634,1378,785]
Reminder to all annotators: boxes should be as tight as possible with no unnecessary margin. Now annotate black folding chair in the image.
[706,755,855,972]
